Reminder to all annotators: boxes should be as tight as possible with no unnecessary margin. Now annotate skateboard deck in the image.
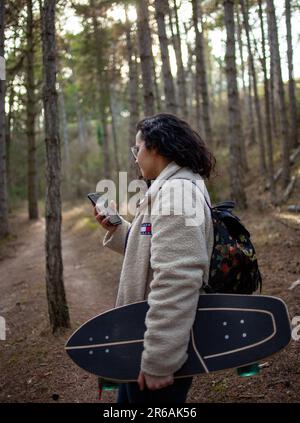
[65,294,291,382]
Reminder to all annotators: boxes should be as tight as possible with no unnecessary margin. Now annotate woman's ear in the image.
[149,146,159,157]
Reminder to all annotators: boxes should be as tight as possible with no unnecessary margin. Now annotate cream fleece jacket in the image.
[103,161,214,376]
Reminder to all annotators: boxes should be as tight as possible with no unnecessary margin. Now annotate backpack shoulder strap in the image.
[174,178,212,210]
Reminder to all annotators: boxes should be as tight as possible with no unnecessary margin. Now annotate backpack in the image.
[205,200,263,294]
[203,196,262,294]
[189,180,262,294]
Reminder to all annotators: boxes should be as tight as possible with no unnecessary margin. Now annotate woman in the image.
[94,113,215,403]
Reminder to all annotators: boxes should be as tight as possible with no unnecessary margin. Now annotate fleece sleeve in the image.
[141,181,209,376]
[102,216,131,255]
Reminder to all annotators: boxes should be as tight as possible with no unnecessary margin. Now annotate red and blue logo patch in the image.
[140,223,152,235]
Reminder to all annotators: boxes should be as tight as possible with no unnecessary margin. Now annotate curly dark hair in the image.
[136,113,216,179]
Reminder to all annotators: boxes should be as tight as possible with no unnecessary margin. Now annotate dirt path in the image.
[0,203,122,403]
[0,197,300,403]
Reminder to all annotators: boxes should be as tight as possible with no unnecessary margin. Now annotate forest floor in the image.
[0,167,300,403]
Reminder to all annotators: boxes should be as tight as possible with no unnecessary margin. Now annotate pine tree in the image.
[0,0,9,238]
[154,0,177,114]
[26,0,39,220]
[136,0,155,116]
[266,0,290,187]
[285,0,298,148]
[41,0,70,332]
[223,0,247,209]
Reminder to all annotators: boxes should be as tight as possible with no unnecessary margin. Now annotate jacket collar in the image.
[144,161,181,197]
[137,161,202,213]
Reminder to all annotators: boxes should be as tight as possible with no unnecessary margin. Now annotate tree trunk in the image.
[125,6,140,181]
[183,22,196,126]
[99,77,110,178]
[77,104,85,147]
[235,5,248,170]
[269,51,278,140]
[285,0,298,148]
[65,44,86,147]
[58,88,70,173]
[194,47,203,136]
[108,91,120,177]
[4,23,19,198]
[258,0,276,203]
[154,0,177,114]
[266,0,291,187]
[90,0,111,179]
[136,0,155,116]
[0,0,9,238]
[100,92,110,179]
[187,44,195,126]
[240,0,267,175]
[236,8,247,111]
[72,68,85,147]
[223,0,247,209]
[192,0,213,146]
[151,47,162,113]
[236,3,255,148]
[217,57,224,110]
[169,0,188,119]
[5,82,14,191]
[26,0,39,220]
[247,56,256,146]
[41,0,70,332]
[206,33,215,116]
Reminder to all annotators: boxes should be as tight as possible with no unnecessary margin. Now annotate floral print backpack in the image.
[188,180,262,294]
[203,199,262,294]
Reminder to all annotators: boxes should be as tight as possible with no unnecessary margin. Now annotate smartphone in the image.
[87,192,122,226]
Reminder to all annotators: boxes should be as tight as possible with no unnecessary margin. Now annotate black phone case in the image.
[88,193,122,226]
[87,193,101,206]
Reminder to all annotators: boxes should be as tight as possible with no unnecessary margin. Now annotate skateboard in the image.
[65,294,291,382]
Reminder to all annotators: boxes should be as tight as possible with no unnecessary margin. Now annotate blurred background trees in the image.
[2,0,299,215]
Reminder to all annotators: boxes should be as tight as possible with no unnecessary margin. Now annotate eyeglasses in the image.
[130,146,139,160]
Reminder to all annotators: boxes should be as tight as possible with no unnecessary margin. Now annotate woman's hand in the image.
[93,200,118,234]
[137,370,174,391]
